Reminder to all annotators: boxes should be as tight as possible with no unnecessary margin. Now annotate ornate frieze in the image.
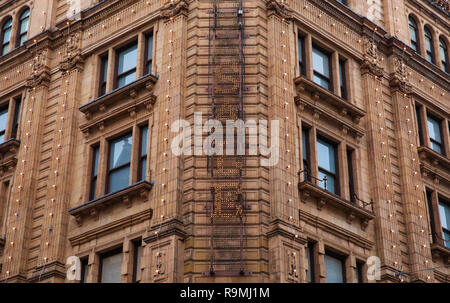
[160,0,189,19]
[266,0,293,20]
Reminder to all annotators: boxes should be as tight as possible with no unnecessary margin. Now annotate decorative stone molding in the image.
[60,32,85,73]
[68,181,154,226]
[266,0,293,20]
[389,56,411,94]
[360,37,383,77]
[160,0,189,19]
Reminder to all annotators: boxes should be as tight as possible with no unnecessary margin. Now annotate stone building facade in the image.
[0,0,448,283]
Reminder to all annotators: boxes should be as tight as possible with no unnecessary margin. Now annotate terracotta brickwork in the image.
[0,0,448,283]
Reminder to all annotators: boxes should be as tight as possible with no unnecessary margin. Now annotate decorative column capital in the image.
[266,0,293,21]
[160,0,189,19]
[360,37,383,77]
[389,56,411,94]
[59,31,85,73]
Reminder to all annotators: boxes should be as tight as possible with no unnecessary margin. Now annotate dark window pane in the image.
[439,38,448,72]
[140,158,147,181]
[133,242,143,283]
[356,262,363,283]
[100,252,122,283]
[110,134,132,169]
[80,259,89,283]
[427,115,442,154]
[0,106,8,133]
[325,254,344,283]
[306,243,315,283]
[109,166,130,193]
[141,126,148,156]
[339,60,346,99]
[313,75,329,90]
[438,201,449,231]
[118,70,136,88]
[415,105,424,146]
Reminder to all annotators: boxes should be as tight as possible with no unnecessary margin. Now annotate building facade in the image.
[0,0,448,283]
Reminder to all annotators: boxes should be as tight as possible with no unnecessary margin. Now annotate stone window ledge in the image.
[431,243,450,264]
[418,146,450,171]
[79,74,158,135]
[294,76,366,124]
[0,139,20,176]
[298,181,374,230]
[68,181,154,226]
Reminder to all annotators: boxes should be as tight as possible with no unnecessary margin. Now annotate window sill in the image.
[298,181,374,230]
[79,74,158,136]
[294,76,366,137]
[0,139,20,176]
[418,146,450,171]
[431,243,450,264]
[68,180,154,226]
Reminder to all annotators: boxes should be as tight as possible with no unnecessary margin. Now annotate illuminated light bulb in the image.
[162,183,166,187]
[422,244,426,248]
[154,231,158,235]
[392,245,396,248]
[8,256,11,260]
[295,234,298,238]
[161,199,165,202]
[391,229,394,233]
[161,215,164,219]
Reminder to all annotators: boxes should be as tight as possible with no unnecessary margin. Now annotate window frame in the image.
[98,247,123,283]
[132,240,143,283]
[316,135,339,195]
[438,196,450,249]
[80,257,89,283]
[301,125,311,181]
[312,44,332,91]
[15,7,30,48]
[424,26,435,64]
[107,132,133,194]
[1,17,12,56]
[138,124,149,181]
[306,241,316,283]
[426,113,443,155]
[115,41,138,89]
[98,53,109,97]
[439,37,449,73]
[298,33,306,76]
[408,15,419,52]
[324,249,346,283]
[90,144,100,200]
[144,31,154,76]
[339,58,347,100]
[0,103,8,144]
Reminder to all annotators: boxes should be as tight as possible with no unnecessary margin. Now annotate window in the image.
[11,96,21,139]
[298,34,306,76]
[108,133,132,193]
[424,27,435,64]
[408,16,419,52]
[0,105,7,144]
[438,198,450,249]
[317,137,337,194]
[339,59,347,99]
[16,8,30,47]
[415,105,424,146]
[1,17,12,56]
[302,127,310,180]
[312,45,331,90]
[306,242,315,283]
[427,115,442,154]
[144,33,153,75]
[355,261,364,283]
[325,251,345,283]
[99,54,108,96]
[139,125,148,181]
[347,148,355,202]
[90,145,100,200]
[80,258,89,283]
[439,37,448,73]
[132,241,143,283]
[99,248,123,283]
[116,42,137,89]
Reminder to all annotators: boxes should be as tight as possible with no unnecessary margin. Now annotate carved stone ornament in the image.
[32,50,48,72]
[361,37,383,77]
[60,32,85,72]
[389,56,411,94]
[160,0,189,19]
[266,0,293,20]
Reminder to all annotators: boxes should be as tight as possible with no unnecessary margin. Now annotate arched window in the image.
[424,26,435,64]
[408,16,419,52]
[439,37,448,73]
[16,8,30,47]
[1,17,12,56]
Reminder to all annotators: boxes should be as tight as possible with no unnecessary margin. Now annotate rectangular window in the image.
[116,42,138,89]
[80,258,89,283]
[302,127,310,180]
[438,197,450,249]
[426,189,437,243]
[145,33,153,75]
[0,104,8,144]
[415,105,424,146]
[139,125,148,181]
[133,241,143,283]
[298,34,305,76]
[108,133,132,193]
[325,251,345,283]
[339,60,347,100]
[347,148,355,202]
[312,45,331,90]
[90,145,100,200]
[11,96,21,139]
[99,55,108,96]
[317,137,337,194]
[99,248,123,283]
[306,242,315,283]
[355,261,364,283]
[427,115,442,154]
